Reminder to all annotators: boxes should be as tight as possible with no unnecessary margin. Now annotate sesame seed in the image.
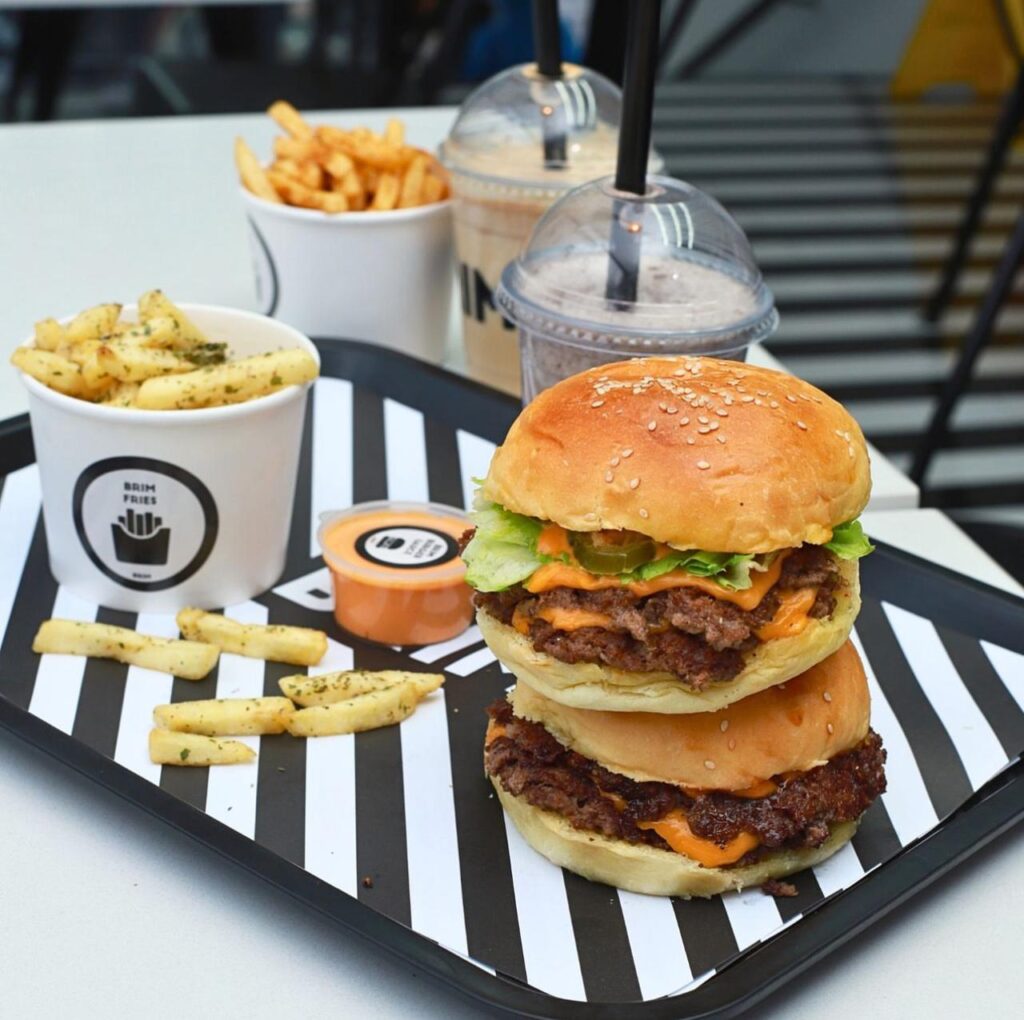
[741,395,754,403]
[796,420,808,430]
[686,437,696,445]
[754,398,763,406]
[823,691,833,703]
[591,400,604,408]
[639,508,649,519]
[697,460,710,470]
[629,478,640,489]
[622,447,633,458]
[709,420,719,431]
[610,456,620,467]
[719,719,729,732]
[604,470,613,483]
[716,408,728,417]
[658,402,667,411]
[698,415,709,424]
[680,416,690,425]
[704,759,716,771]
[770,400,779,409]
[728,738,737,751]
[667,406,677,415]
[778,683,787,691]
[698,426,710,434]
[647,420,657,431]
[827,723,835,735]
[716,435,727,444]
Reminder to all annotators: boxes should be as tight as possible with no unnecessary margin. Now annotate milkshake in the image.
[442,63,659,394]
[495,175,779,401]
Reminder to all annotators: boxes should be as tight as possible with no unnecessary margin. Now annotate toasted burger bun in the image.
[478,558,860,714]
[510,641,870,791]
[494,783,859,898]
[481,356,870,554]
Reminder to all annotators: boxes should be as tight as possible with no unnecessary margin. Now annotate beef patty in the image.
[473,544,842,689]
[485,698,886,865]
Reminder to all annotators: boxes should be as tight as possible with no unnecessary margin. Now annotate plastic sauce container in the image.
[317,501,473,646]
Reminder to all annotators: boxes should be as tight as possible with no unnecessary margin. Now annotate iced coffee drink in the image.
[442,64,655,394]
[496,175,779,401]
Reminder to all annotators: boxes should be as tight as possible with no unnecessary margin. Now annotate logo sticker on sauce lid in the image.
[355,526,459,570]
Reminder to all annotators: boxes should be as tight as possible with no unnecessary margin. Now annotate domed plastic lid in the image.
[496,174,778,354]
[441,62,658,192]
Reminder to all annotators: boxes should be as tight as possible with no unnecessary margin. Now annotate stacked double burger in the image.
[462,357,887,896]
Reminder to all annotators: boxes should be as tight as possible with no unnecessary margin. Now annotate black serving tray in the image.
[0,339,1022,1018]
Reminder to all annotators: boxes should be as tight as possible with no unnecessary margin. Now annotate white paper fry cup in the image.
[240,189,453,361]
[16,304,319,613]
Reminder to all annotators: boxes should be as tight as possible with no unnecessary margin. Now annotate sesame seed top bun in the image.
[481,356,871,553]
[510,641,870,791]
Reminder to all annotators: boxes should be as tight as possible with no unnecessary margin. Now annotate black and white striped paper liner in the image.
[1,376,1022,1005]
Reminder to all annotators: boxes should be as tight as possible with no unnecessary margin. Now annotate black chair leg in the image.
[924,62,1024,323]
[911,209,1024,486]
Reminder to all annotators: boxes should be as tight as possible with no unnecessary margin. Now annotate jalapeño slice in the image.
[570,530,656,575]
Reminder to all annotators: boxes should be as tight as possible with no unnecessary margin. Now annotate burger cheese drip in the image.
[638,812,760,868]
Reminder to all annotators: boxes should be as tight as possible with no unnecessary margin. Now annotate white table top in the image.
[0,108,1015,1020]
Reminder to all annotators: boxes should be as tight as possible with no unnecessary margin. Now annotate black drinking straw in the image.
[532,0,568,166]
[606,0,661,305]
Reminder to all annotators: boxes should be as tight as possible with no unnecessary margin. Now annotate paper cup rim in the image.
[17,303,320,426]
[239,186,451,224]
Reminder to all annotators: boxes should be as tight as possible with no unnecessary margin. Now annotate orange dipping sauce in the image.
[317,501,473,646]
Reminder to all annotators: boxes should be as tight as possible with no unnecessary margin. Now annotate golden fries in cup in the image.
[234,101,450,214]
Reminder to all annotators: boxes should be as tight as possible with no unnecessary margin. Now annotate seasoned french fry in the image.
[322,149,355,180]
[34,318,66,351]
[268,100,313,139]
[117,316,183,349]
[385,118,405,147]
[272,157,322,190]
[266,170,348,213]
[154,696,294,736]
[149,729,255,767]
[135,348,318,410]
[63,338,103,366]
[10,348,86,397]
[371,172,401,211]
[399,154,427,208]
[65,303,121,344]
[138,289,207,346]
[286,676,443,737]
[32,619,219,680]
[95,342,193,384]
[101,381,142,407]
[176,608,327,666]
[279,669,442,707]
[235,136,282,203]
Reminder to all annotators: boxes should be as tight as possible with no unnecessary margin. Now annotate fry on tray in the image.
[153,696,294,736]
[135,348,319,410]
[149,728,255,766]
[234,101,449,213]
[32,619,219,680]
[176,608,327,666]
[285,674,443,737]
[278,669,443,707]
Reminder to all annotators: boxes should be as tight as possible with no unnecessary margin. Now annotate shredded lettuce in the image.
[623,550,756,590]
[461,501,545,592]
[460,498,873,593]
[824,519,874,560]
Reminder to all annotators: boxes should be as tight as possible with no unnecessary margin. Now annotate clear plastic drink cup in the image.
[495,174,779,401]
[441,62,660,395]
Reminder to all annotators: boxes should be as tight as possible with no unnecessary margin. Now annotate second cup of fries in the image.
[15,296,320,612]
[237,102,453,361]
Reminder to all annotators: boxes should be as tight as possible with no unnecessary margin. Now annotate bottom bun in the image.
[494,781,859,899]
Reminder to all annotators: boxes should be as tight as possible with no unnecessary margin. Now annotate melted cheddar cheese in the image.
[524,552,788,611]
[537,523,573,558]
[756,587,817,641]
[638,811,760,867]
